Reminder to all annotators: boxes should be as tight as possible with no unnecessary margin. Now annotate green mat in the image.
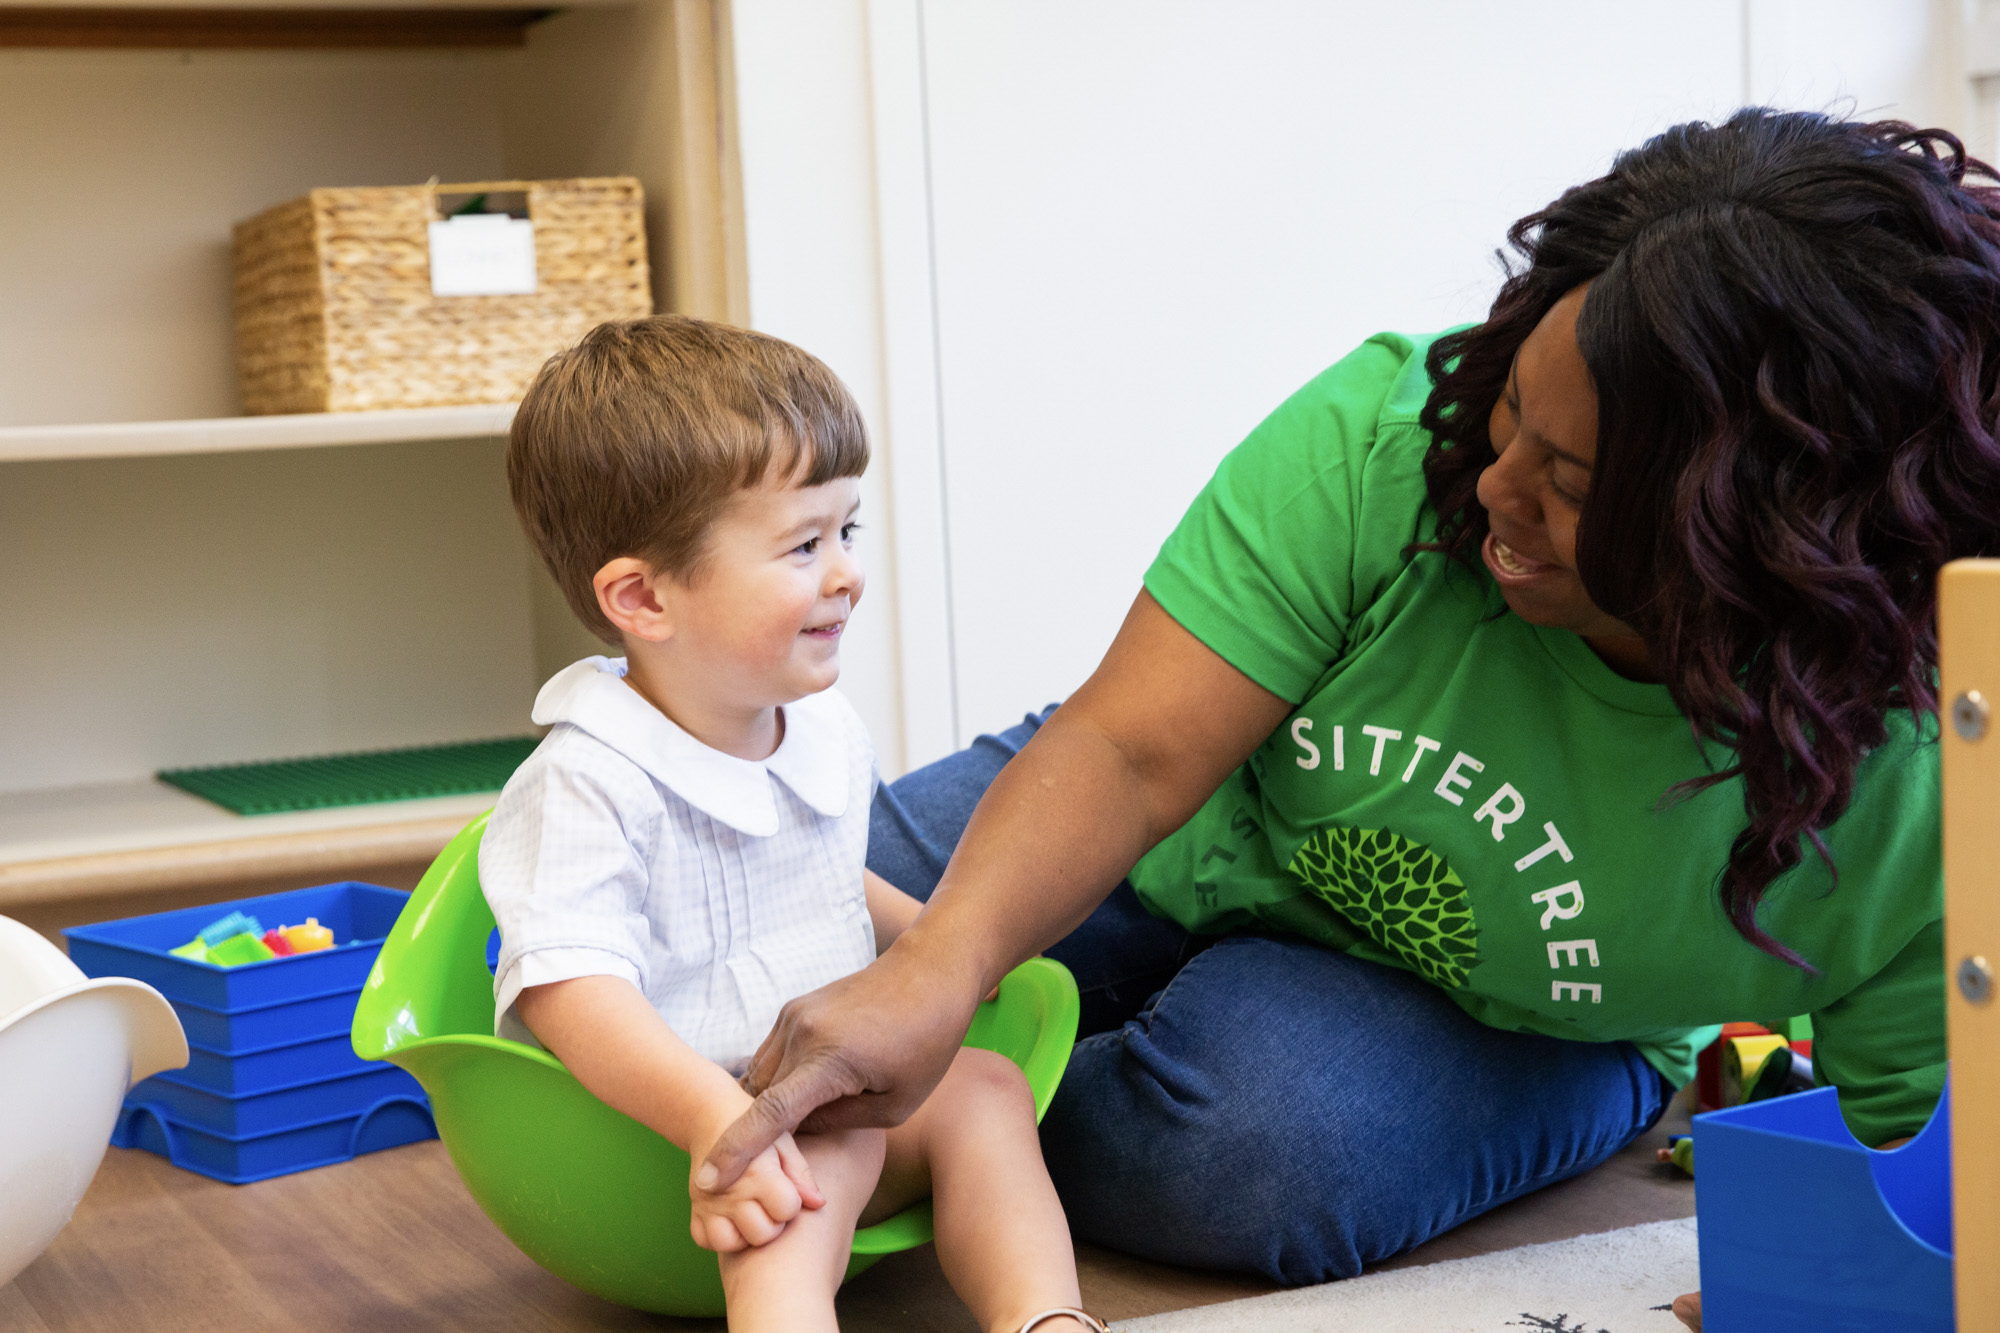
[159,736,541,816]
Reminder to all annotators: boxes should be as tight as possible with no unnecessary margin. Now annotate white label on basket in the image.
[428,215,537,296]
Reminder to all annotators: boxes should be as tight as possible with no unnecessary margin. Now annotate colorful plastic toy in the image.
[1696,1016,1815,1110]
[198,911,262,947]
[1694,1081,1952,1330]
[353,813,1081,1317]
[168,914,338,968]
[1719,1032,1790,1106]
[281,918,334,954]
[205,933,276,967]
[0,914,187,1285]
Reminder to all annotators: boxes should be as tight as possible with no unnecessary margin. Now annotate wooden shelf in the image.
[0,402,515,462]
[0,777,494,906]
[0,6,560,49]
[0,1,737,912]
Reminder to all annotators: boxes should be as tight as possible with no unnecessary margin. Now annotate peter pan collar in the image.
[531,656,852,836]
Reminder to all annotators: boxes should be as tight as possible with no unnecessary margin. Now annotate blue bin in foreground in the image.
[65,882,436,1182]
[1695,1082,1952,1331]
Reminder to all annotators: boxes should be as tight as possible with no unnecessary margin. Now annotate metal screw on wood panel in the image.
[1960,955,1993,1005]
[1952,690,1990,741]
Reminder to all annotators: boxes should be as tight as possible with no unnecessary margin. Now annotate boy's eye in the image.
[793,537,819,556]
[841,522,861,543]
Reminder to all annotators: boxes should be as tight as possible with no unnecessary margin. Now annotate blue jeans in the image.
[869,708,1673,1285]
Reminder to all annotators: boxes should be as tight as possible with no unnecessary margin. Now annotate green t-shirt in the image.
[1128,331,1945,1147]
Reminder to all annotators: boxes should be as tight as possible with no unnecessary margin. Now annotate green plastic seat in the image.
[351,812,1079,1317]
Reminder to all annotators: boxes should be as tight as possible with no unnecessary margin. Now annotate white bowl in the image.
[0,914,187,1287]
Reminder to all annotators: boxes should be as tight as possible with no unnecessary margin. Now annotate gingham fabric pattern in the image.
[481,657,878,1072]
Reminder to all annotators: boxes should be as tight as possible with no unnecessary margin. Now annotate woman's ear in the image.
[593,557,675,643]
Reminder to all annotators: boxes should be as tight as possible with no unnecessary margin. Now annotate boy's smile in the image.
[593,469,866,760]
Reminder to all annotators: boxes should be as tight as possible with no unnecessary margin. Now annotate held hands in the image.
[696,939,984,1193]
[687,1111,824,1252]
[511,975,831,1251]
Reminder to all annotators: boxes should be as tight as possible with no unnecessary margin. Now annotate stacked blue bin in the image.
[1694,1081,1954,1330]
[64,882,438,1184]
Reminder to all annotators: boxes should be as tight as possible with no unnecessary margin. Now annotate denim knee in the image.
[1040,935,1670,1284]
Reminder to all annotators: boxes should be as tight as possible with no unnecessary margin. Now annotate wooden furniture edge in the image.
[0,403,516,463]
[0,815,467,906]
[1942,557,2000,1329]
[660,0,746,324]
[0,7,555,49]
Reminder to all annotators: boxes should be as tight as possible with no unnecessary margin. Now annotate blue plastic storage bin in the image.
[65,882,409,1010]
[177,1031,377,1095]
[169,986,366,1054]
[68,881,435,1183]
[1695,1082,1953,1331]
[128,1065,425,1137]
[113,1096,436,1185]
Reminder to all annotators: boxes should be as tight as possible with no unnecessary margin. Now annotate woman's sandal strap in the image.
[1018,1308,1112,1332]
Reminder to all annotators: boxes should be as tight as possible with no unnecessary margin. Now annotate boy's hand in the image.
[688,1128,825,1252]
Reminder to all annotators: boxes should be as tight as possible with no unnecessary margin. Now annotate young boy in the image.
[481,316,1106,1333]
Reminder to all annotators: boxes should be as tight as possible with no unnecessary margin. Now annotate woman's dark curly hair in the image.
[1419,108,2000,967]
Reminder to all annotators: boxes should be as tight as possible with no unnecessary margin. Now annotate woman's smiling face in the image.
[1474,284,1654,678]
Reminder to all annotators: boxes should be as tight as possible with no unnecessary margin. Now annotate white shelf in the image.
[0,2,609,9]
[0,403,517,463]
[0,779,496,906]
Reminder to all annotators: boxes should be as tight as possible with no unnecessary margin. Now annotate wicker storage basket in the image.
[233,177,652,415]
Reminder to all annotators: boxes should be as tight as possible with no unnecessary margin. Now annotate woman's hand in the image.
[513,974,826,1221]
[697,591,1293,1191]
[697,935,985,1189]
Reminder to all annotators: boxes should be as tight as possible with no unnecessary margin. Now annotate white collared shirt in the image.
[480,656,878,1072]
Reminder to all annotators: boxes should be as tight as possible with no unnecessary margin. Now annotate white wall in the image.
[728,0,1967,769]
[1747,0,1961,132]
[729,0,910,772]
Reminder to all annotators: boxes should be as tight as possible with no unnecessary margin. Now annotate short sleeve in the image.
[1142,332,1437,703]
[492,947,643,1048]
[479,731,662,1034]
[1810,917,1947,1145]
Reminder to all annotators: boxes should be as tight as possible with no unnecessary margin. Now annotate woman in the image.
[700,110,2000,1312]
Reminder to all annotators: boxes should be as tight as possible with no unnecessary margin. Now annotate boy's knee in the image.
[939,1046,1035,1117]
[796,1124,888,1183]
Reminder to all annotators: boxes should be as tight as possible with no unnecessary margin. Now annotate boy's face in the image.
[653,471,865,710]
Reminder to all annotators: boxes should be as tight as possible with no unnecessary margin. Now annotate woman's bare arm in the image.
[863,868,923,949]
[696,590,1293,1189]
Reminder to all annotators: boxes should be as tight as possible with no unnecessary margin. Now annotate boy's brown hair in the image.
[508,316,869,642]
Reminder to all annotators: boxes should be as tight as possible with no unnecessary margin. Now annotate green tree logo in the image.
[1289,825,1481,987]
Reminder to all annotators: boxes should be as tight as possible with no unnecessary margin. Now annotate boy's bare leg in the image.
[872,1047,1092,1333]
[719,1127,886,1333]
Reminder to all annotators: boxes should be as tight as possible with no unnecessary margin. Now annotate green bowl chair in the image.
[351,813,1080,1317]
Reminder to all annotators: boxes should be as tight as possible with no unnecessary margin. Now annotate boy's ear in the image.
[593,557,675,643]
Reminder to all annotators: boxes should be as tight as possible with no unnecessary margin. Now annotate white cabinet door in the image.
[914,0,1750,742]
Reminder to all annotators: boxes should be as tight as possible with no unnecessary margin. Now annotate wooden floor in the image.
[4,1094,1694,1331]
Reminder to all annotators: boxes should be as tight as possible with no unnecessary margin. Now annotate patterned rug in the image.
[1113,1218,1697,1333]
